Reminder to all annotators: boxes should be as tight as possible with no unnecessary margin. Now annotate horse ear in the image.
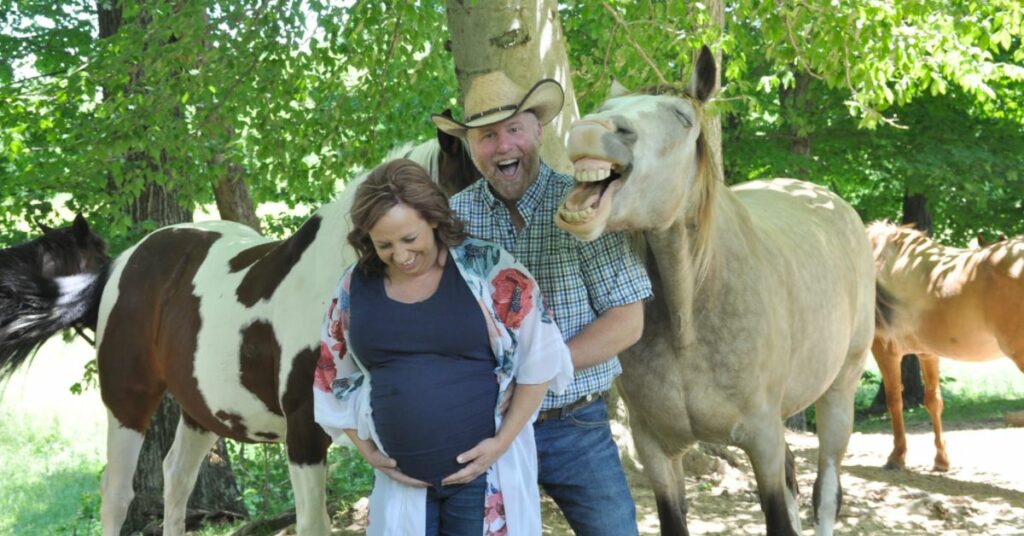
[689,45,717,103]
[436,109,462,155]
[609,78,631,98]
[72,213,90,241]
[36,219,53,234]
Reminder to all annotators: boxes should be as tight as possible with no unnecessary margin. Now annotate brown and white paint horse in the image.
[0,130,478,536]
[868,222,1024,472]
[555,46,875,536]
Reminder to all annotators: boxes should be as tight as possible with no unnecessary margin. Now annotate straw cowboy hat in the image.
[431,71,564,138]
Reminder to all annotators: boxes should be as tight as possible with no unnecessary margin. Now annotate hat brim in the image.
[432,78,565,138]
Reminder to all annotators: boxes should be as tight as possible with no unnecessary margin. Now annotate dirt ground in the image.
[333,418,1024,535]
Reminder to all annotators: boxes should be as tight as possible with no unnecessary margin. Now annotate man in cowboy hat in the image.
[434,72,651,535]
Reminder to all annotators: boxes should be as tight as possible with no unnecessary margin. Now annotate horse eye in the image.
[673,108,693,128]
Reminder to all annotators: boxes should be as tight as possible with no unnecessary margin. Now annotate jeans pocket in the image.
[567,401,609,429]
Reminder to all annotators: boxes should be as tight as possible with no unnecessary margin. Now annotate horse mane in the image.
[632,83,720,291]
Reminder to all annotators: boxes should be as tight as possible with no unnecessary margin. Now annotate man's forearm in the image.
[566,301,644,369]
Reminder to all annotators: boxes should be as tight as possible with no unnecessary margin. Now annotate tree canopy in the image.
[3,0,1022,250]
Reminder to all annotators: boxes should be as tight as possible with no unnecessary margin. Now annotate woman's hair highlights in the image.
[348,159,467,277]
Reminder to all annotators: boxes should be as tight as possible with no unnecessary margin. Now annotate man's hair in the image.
[348,159,467,277]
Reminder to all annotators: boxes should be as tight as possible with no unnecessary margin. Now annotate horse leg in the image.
[100,410,146,536]
[634,429,689,536]
[740,416,801,536]
[917,353,949,472]
[161,417,219,535]
[871,338,907,470]
[810,348,865,536]
[283,355,333,536]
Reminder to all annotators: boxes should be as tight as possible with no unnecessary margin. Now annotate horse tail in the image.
[874,281,898,337]
[0,262,110,382]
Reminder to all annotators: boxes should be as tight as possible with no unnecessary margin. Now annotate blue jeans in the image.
[534,398,639,536]
[425,473,487,535]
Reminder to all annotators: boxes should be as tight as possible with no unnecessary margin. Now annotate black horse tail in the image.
[875,281,898,337]
[0,263,111,382]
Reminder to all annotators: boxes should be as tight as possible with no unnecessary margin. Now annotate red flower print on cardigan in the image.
[315,341,338,392]
[315,298,342,392]
[491,268,533,330]
[484,489,507,535]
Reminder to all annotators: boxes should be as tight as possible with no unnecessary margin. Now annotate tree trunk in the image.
[444,0,577,172]
[869,191,931,414]
[97,2,246,533]
[213,161,262,233]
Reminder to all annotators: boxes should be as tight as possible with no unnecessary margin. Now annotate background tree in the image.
[444,0,578,171]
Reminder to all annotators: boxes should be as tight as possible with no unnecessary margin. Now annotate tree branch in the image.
[602,2,667,85]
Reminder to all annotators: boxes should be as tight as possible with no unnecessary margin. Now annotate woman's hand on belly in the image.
[441,436,509,486]
[346,430,429,488]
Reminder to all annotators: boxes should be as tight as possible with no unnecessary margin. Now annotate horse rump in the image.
[0,263,110,382]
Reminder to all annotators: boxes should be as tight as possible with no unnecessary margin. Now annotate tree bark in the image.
[213,160,262,233]
[444,0,577,172]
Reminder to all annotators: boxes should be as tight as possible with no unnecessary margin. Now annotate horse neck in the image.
[644,179,760,350]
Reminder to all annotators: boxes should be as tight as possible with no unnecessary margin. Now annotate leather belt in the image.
[535,392,605,423]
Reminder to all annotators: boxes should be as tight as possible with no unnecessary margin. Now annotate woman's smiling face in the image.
[368,202,439,279]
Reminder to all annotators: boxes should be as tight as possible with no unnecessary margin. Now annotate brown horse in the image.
[869,221,1024,472]
[556,46,875,536]
[0,132,478,535]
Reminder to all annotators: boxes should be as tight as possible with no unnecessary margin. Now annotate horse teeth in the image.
[574,168,612,183]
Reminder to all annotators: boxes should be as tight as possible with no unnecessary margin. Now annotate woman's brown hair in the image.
[348,159,467,277]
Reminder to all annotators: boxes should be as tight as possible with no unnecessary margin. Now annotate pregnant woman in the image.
[313,159,573,535]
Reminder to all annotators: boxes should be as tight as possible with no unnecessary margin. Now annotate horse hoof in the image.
[933,462,950,472]
[883,460,905,471]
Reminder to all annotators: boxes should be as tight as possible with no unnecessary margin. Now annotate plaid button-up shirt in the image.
[451,163,652,410]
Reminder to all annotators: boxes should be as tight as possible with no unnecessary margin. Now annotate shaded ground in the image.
[332,419,1024,535]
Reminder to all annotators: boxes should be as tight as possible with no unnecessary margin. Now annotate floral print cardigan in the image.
[314,238,574,536]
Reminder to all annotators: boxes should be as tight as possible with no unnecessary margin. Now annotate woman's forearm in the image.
[494,381,549,448]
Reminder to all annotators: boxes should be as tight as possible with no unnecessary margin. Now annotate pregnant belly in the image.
[370,358,497,485]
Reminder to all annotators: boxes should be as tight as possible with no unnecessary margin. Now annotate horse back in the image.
[729,179,875,404]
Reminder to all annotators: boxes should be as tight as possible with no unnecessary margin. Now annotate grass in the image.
[0,410,104,535]
[853,358,1024,433]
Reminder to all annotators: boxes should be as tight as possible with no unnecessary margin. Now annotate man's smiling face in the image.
[466,111,543,204]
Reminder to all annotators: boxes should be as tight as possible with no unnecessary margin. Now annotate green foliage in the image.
[0,410,103,535]
[3,1,1023,247]
[1,0,458,252]
[225,441,373,522]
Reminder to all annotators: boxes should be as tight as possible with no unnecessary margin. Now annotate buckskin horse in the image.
[554,46,875,536]
[0,129,478,536]
[868,221,1024,472]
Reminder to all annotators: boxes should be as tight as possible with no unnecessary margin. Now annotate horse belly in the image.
[913,306,1005,361]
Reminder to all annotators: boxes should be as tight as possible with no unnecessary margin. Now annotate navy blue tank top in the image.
[348,258,498,487]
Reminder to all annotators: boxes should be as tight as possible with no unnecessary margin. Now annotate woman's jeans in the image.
[425,473,487,535]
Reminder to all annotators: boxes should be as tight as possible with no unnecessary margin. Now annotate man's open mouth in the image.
[497,158,520,177]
